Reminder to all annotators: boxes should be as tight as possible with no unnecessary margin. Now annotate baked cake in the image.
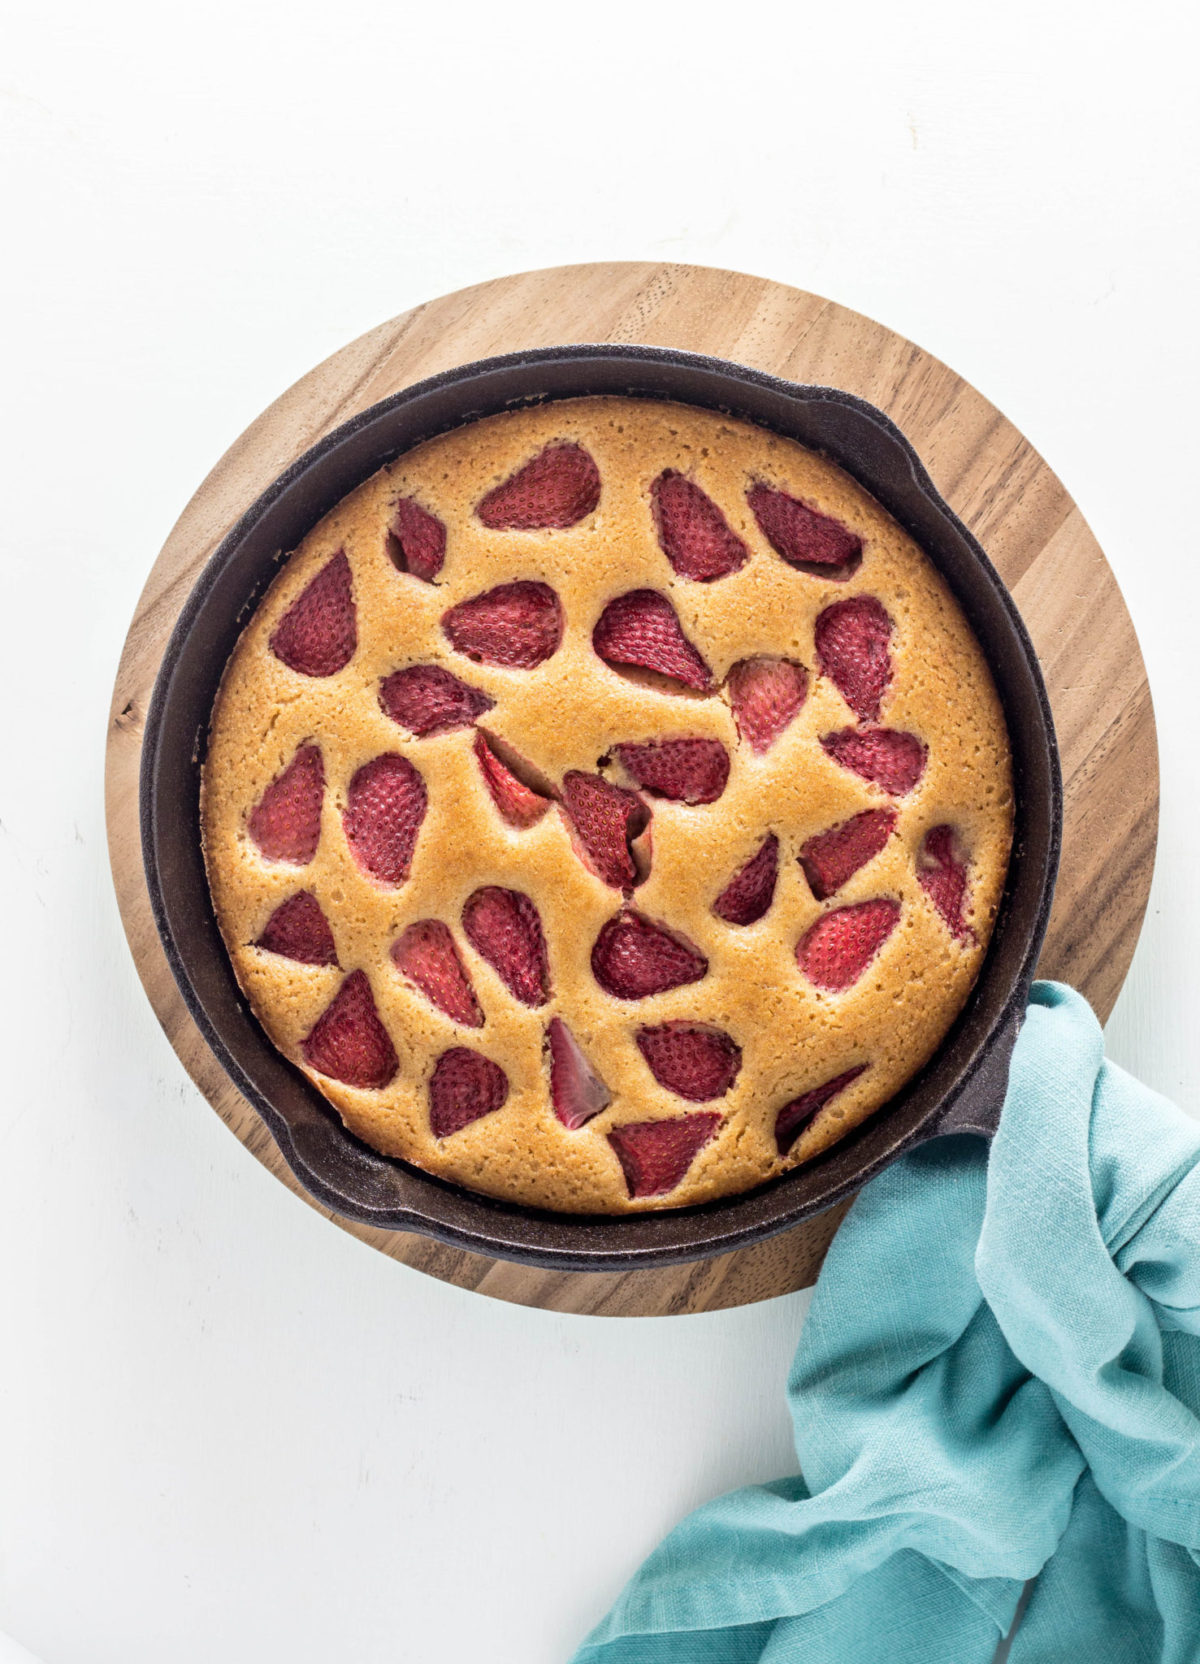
[201,396,1013,1214]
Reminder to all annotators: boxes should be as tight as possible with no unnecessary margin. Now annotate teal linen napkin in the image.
[571,983,1200,1663]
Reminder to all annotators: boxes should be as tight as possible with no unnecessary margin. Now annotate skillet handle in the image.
[921,1003,1025,1142]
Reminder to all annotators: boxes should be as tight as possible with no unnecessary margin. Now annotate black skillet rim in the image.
[140,342,1062,1271]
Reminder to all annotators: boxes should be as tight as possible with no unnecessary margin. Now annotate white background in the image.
[1,3,1198,1660]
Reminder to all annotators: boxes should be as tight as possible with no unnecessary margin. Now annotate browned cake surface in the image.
[201,396,1013,1213]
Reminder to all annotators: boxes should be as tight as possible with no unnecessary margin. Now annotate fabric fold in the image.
[571,984,1200,1663]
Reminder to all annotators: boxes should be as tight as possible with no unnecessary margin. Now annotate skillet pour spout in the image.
[141,345,1061,1272]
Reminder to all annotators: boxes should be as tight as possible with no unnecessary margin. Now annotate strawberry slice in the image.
[799,808,898,900]
[615,738,729,804]
[386,496,446,583]
[775,1064,867,1154]
[651,470,748,581]
[429,1046,509,1137]
[342,753,427,885]
[269,550,357,676]
[462,886,550,1007]
[593,590,714,692]
[476,442,601,530]
[379,665,494,736]
[746,483,862,579]
[255,890,338,966]
[247,744,325,865]
[608,1113,722,1198]
[797,898,901,991]
[301,970,398,1089]
[442,580,564,669]
[815,595,893,721]
[712,833,779,925]
[726,657,809,754]
[821,728,927,796]
[560,771,650,890]
[546,1018,612,1129]
[391,920,483,1027]
[635,1022,741,1102]
[918,825,975,943]
[591,909,708,999]
[473,732,552,829]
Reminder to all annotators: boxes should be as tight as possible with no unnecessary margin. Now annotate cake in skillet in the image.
[200,396,1013,1213]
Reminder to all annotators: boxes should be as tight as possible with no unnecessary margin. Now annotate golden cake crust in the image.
[201,396,1013,1213]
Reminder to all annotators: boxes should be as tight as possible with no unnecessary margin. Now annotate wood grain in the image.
[105,262,1158,1316]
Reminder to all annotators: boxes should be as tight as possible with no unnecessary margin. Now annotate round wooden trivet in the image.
[105,263,1158,1316]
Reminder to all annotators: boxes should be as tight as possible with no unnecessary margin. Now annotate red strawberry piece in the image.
[473,732,552,829]
[476,442,601,530]
[797,898,901,992]
[635,1022,741,1102]
[429,1046,509,1137]
[713,833,779,926]
[815,595,893,721]
[746,483,862,579]
[546,1017,612,1130]
[560,771,650,890]
[386,496,446,583]
[391,920,483,1027]
[918,825,975,943]
[799,808,898,901]
[255,890,339,966]
[269,550,357,676]
[821,727,927,796]
[775,1064,867,1155]
[301,970,398,1089]
[593,590,714,692]
[591,909,708,1000]
[442,580,564,669]
[247,744,325,865]
[379,665,494,736]
[342,753,427,885]
[608,1113,722,1198]
[726,657,809,754]
[615,738,730,805]
[462,886,550,1007]
[650,470,748,582]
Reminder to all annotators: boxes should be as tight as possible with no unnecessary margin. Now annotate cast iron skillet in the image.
[141,344,1061,1271]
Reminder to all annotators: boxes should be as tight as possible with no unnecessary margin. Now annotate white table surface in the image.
[2,2,1197,1659]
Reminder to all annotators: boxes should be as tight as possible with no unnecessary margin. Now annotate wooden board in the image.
[105,262,1158,1316]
